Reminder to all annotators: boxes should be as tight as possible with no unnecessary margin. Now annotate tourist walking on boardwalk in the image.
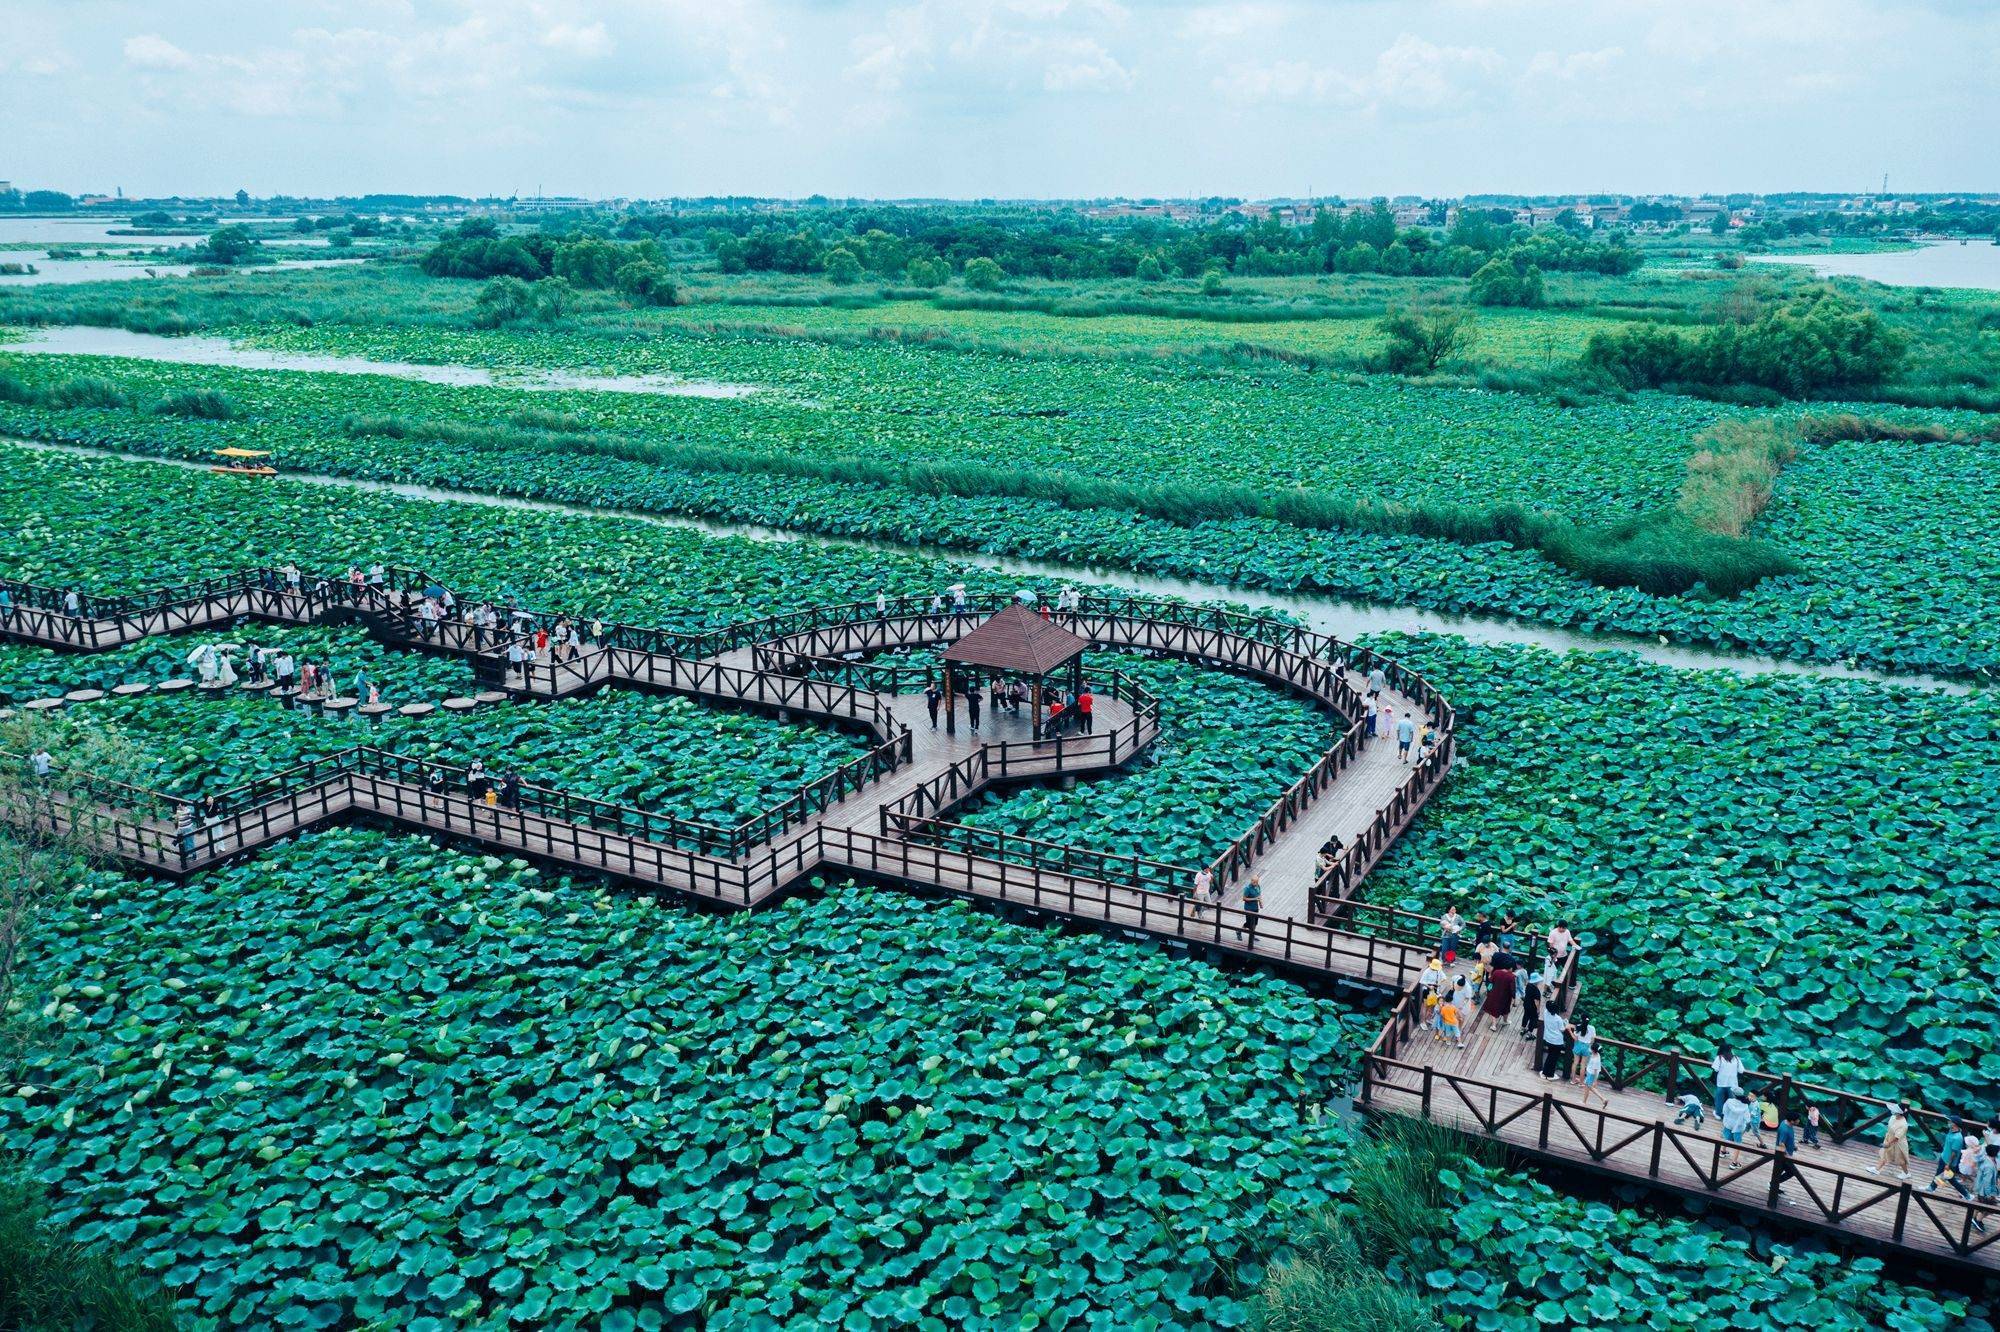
[1928,1122,1968,1191]
[1537,1003,1568,1079]
[1481,961,1516,1033]
[1720,1093,1753,1168]
[1871,1104,1912,1179]
[1753,1091,1780,1150]
[1366,665,1387,701]
[498,771,521,811]
[924,683,942,730]
[1977,1145,1999,1204]
[1077,687,1093,733]
[1191,867,1212,916]
[174,803,198,860]
[507,640,527,682]
[1710,1045,1744,1119]
[1580,1041,1609,1107]
[1375,701,1393,740]
[1236,874,1262,941]
[1438,905,1464,963]
[1543,922,1575,980]
[1395,712,1415,762]
[1518,969,1543,1042]
[63,589,81,616]
[875,591,888,619]
[1569,1017,1598,1087]
[1941,1139,1988,1229]
[966,688,982,734]
[1439,994,1464,1049]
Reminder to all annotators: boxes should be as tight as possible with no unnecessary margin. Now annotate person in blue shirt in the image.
[1395,712,1416,762]
[1929,1124,1967,1191]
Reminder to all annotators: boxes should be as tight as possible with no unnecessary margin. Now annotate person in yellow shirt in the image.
[1439,1000,1464,1049]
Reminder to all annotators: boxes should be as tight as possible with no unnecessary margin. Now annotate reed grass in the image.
[0,1171,183,1331]
[343,413,1800,597]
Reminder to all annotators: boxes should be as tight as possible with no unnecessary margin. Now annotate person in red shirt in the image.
[1077,687,1094,733]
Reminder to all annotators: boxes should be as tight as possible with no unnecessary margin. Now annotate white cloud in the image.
[1523,46,1623,81]
[847,0,1135,101]
[540,21,613,59]
[1222,34,1505,114]
[4,0,1995,197]
[122,34,195,71]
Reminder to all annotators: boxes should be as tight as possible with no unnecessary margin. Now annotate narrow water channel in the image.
[9,437,1978,696]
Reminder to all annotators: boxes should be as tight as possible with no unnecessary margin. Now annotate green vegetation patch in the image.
[13,687,868,826]
[2,835,1371,1329]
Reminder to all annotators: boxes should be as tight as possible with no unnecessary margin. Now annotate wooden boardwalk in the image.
[5,566,1992,1272]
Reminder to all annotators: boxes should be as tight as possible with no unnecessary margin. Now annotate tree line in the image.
[664,204,1638,288]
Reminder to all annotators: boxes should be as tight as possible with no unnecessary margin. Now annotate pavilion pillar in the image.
[1032,679,1044,742]
[943,667,956,737]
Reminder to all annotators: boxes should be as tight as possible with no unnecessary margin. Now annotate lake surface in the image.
[0,325,757,398]
[0,257,368,288]
[0,217,201,249]
[1752,238,2000,292]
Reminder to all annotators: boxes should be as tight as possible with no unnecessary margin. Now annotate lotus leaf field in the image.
[2,391,1999,1326]
[2,838,1986,1331]
[7,685,870,827]
[3,342,1998,678]
[0,623,478,705]
[1355,634,2000,1118]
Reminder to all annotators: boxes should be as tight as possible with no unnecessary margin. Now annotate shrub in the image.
[1469,255,1544,307]
[1375,307,1477,376]
[1583,291,1907,397]
[962,257,1004,291]
[151,389,238,421]
[43,377,131,411]
[471,276,536,328]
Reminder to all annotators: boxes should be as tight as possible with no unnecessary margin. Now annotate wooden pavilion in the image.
[942,602,1089,739]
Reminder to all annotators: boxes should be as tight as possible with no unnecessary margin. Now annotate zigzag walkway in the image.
[9,566,1987,1271]
[0,568,1436,980]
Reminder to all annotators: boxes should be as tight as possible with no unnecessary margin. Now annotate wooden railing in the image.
[877,670,1162,828]
[1362,1041,1999,1262]
[819,826,1429,989]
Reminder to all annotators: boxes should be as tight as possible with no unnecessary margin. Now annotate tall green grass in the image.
[931,291,1384,325]
[1801,412,2000,445]
[1677,419,1799,537]
[1253,1119,1496,1332]
[0,1171,183,1331]
[343,413,1800,597]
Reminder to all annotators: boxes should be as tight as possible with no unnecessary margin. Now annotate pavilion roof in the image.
[943,603,1088,676]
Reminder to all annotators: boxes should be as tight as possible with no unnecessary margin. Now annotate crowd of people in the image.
[1360,665,1441,765]
[919,674,1095,739]
[1414,911,1595,1082]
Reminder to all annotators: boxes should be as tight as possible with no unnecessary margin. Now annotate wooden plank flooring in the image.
[1369,999,1999,1268]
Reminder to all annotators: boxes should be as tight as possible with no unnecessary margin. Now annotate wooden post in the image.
[943,666,956,737]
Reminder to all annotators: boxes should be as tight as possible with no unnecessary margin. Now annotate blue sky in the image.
[5,0,1995,199]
